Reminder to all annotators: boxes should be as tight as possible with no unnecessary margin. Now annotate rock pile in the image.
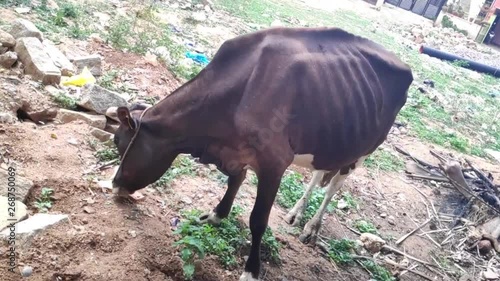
[389,22,500,68]
[0,18,106,84]
[0,17,133,143]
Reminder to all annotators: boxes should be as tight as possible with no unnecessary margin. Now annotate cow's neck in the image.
[144,72,229,153]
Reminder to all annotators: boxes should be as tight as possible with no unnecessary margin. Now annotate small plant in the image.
[328,238,357,265]
[34,187,54,212]
[173,205,249,280]
[354,219,378,234]
[95,147,120,162]
[364,149,404,172]
[260,227,281,265]
[360,260,395,281]
[98,69,121,90]
[52,92,78,110]
[277,171,337,225]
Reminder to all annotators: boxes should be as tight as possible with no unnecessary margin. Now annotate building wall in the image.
[486,0,500,20]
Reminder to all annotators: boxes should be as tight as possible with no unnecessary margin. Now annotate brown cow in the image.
[110,27,413,280]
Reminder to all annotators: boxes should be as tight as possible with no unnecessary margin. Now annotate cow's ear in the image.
[117,107,137,130]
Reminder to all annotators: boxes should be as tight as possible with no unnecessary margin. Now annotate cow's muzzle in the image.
[112,182,131,197]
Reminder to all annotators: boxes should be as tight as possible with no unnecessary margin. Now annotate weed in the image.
[52,92,78,110]
[360,260,396,281]
[98,69,121,90]
[260,227,281,265]
[364,149,404,172]
[34,187,54,213]
[95,147,119,162]
[0,0,30,7]
[277,171,341,225]
[354,219,378,234]
[173,205,249,280]
[327,238,357,265]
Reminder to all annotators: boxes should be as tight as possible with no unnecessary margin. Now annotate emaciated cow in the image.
[110,27,413,280]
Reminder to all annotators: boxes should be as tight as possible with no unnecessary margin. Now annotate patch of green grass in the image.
[98,69,122,91]
[327,238,358,265]
[261,226,281,265]
[173,205,250,280]
[277,171,334,225]
[34,187,54,213]
[103,7,204,80]
[95,147,119,162]
[33,1,99,41]
[360,260,396,281]
[354,219,378,235]
[52,92,78,110]
[152,156,196,189]
[0,0,30,7]
[364,149,404,172]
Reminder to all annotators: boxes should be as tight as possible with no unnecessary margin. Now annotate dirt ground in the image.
[1,0,500,281]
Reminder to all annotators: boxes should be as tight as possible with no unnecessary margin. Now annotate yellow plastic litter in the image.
[61,67,96,87]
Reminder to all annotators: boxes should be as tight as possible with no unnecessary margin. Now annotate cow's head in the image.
[110,104,179,197]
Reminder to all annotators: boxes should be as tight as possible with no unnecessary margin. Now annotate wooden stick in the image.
[407,174,449,182]
[384,258,435,281]
[396,218,432,245]
[382,245,435,267]
[409,217,442,248]
[465,158,498,194]
[394,145,438,170]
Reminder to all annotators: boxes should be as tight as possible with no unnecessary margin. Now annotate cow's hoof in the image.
[298,220,320,245]
[284,204,305,227]
[239,271,258,281]
[199,210,222,225]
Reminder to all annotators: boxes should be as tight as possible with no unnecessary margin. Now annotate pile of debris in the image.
[395,146,500,280]
[0,18,133,143]
[389,22,500,69]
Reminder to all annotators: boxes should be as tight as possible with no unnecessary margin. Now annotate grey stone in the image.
[9,18,43,42]
[21,266,33,277]
[0,213,68,239]
[0,196,28,232]
[42,40,75,76]
[71,54,102,76]
[484,149,500,163]
[14,37,61,85]
[0,30,16,48]
[360,233,386,253]
[0,51,18,69]
[0,169,34,203]
[90,128,113,142]
[15,7,31,14]
[78,84,128,114]
[0,112,15,124]
[105,106,119,122]
[57,109,106,129]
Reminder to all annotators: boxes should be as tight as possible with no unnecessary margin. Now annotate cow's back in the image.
[230,27,413,171]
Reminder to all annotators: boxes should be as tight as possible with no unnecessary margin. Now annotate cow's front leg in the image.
[200,170,247,225]
[240,169,283,281]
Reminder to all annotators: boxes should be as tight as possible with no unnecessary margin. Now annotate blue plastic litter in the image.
[185,51,210,66]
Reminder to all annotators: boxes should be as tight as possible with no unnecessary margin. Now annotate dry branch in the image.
[396,218,432,246]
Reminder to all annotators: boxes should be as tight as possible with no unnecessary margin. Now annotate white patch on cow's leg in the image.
[199,210,222,225]
[284,170,324,226]
[291,154,315,169]
[239,271,259,281]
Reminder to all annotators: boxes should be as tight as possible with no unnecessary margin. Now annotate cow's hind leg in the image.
[200,170,247,224]
[299,156,368,244]
[284,170,324,226]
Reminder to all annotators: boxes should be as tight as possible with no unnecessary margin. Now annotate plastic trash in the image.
[185,51,210,66]
[61,66,96,87]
